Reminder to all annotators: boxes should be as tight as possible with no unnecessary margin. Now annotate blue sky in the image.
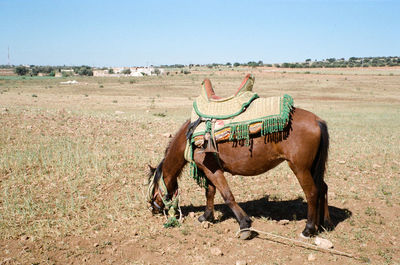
[1,0,399,66]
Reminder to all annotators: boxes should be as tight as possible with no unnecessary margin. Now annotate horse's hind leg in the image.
[198,182,216,222]
[320,181,334,230]
[289,165,319,237]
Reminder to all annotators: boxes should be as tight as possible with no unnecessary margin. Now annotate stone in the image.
[20,235,29,241]
[373,163,382,169]
[236,260,247,265]
[314,236,333,249]
[278,219,290,225]
[307,253,316,261]
[115,111,124,114]
[162,133,172,138]
[202,221,210,229]
[188,212,195,218]
[210,247,223,256]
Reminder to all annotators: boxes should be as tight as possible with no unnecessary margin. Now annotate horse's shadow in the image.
[181,196,351,229]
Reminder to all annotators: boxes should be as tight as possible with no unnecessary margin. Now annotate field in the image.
[0,67,399,264]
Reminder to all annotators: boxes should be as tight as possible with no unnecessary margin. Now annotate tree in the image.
[108,68,114,74]
[15,66,29,76]
[233,62,240,67]
[31,67,40,76]
[153,68,161,75]
[122,69,131,75]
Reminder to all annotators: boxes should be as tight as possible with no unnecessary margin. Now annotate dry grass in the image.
[0,68,399,264]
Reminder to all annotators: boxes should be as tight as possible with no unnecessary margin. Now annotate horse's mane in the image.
[148,120,190,188]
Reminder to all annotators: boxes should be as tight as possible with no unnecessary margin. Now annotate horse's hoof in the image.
[198,213,214,223]
[198,215,206,222]
[299,232,310,239]
[322,219,334,231]
[302,223,316,238]
[239,230,252,240]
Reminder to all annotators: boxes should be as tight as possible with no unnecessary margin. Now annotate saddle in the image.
[188,74,294,148]
[194,74,259,119]
[184,74,294,187]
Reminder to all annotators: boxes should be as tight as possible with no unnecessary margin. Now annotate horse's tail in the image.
[311,120,329,186]
[311,120,329,226]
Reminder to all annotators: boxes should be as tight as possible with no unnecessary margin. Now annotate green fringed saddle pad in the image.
[190,94,294,146]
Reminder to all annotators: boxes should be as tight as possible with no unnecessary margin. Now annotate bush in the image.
[122,69,131,75]
[15,66,29,76]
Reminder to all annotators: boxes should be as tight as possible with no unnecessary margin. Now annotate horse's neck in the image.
[162,120,189,191]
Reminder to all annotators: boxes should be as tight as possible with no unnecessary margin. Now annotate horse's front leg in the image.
[196,154,252,239]
[198,182,216,222]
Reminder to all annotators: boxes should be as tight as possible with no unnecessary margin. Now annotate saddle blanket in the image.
[191,94,294,146]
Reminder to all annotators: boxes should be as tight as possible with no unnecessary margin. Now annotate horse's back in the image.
[200,107,322,176]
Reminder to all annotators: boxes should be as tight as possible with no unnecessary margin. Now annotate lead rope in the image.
[236,227,362,261]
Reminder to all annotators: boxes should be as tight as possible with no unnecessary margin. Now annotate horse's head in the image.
[146,163,166,214]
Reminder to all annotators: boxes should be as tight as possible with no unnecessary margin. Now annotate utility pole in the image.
[8,46,10,66]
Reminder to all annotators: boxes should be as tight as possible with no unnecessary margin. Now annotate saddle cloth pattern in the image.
[193,90,259,120]
[191,94,294,146]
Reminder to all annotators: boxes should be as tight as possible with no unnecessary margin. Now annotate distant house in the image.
[93,69,109,77]
[92,67,164,77]
[0,69,16,76]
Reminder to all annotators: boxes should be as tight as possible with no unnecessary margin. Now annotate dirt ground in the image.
[0,67,399,264]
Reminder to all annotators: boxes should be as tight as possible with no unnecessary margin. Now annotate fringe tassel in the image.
[190,161,208,189]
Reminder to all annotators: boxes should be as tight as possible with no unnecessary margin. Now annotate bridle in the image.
[147,172,181,222]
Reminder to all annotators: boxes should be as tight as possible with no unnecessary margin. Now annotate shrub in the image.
[15,66,29,76]
[122,69,131,75]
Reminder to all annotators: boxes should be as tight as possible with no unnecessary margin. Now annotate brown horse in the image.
[148,106,332,239]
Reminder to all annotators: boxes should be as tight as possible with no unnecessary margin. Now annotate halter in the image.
[147,171,182,227]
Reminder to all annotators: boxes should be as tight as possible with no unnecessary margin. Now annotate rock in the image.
[278,219,290,225]
[373,164,381,169]
[20,235,29,241]
[224,228,230,233]
[314,236,333,249]
[93,242,99,247]
[338,160,346,164]
[308,253,316,261]
[236,260,247,265]
[115,111,124,114]
[133,229,138,236]
[210,247,223,256]
[162,133,172,138]
[202,221,210,229]
[188,212,195,218]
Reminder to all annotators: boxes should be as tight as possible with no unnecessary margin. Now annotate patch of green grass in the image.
[153,112,166,117]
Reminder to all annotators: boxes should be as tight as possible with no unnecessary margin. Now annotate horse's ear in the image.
[147,164,156,174]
